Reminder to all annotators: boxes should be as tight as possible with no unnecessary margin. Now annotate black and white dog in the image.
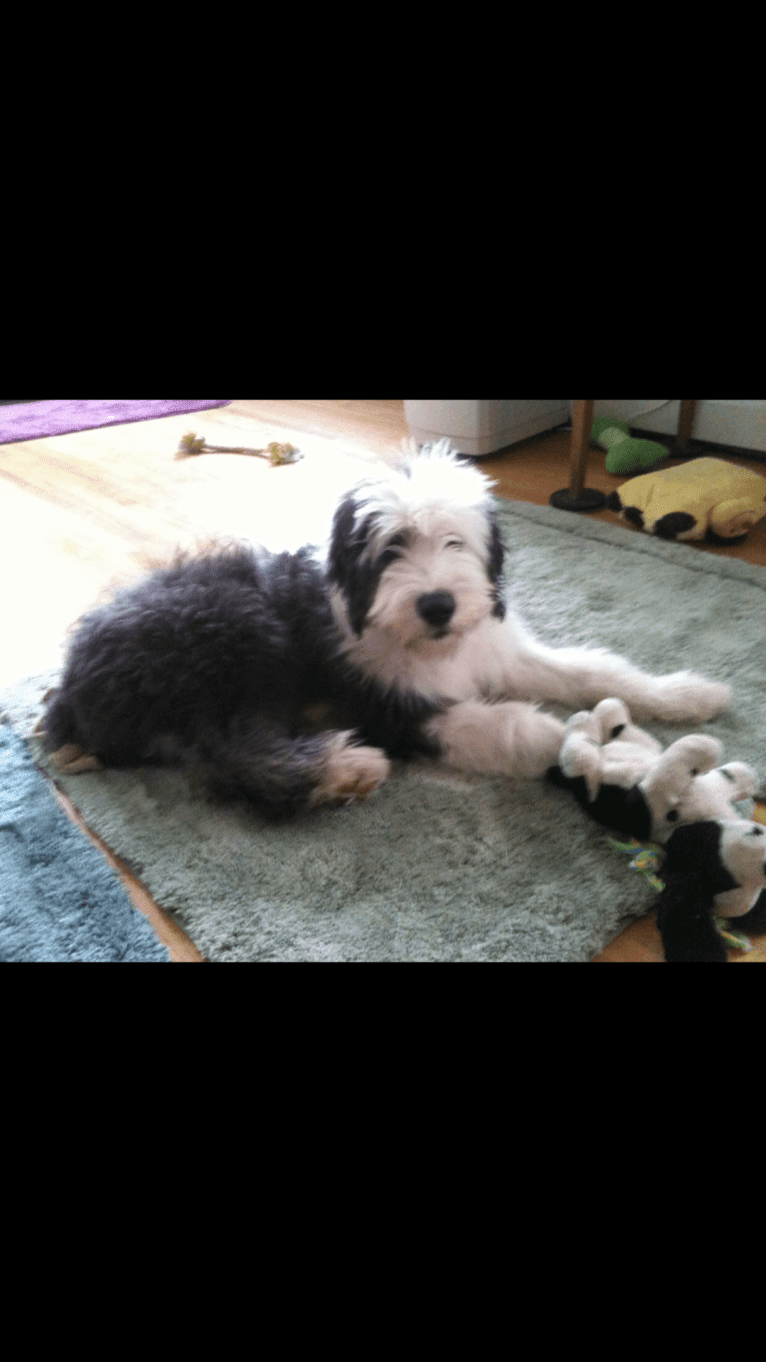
[42,441,731,814]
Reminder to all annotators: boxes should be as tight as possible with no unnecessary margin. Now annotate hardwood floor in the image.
[3,399,764,962]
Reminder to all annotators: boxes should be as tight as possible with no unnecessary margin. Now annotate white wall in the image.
[592,400,766,453]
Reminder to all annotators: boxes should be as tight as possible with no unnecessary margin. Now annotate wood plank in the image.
[47,784,205,962]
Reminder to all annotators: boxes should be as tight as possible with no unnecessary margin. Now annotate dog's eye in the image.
[379,534,407,567]
[387,534,408,550]
[446,538,464,549]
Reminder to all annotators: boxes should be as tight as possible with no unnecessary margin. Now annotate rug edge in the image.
[0,399,231,446]
[494,495,766,589]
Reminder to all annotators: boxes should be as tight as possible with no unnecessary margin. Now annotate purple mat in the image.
[0,399,231,445]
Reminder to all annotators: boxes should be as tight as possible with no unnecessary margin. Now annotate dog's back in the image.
[44,545,335,765]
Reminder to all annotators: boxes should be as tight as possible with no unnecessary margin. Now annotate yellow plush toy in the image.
[604,458,766,544]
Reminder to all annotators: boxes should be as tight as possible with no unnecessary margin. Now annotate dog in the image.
[41,440,731,814]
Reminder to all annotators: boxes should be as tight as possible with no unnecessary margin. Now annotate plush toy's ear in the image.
[661,821,731,884]
[656,821,738,962]
[656,872,729,963]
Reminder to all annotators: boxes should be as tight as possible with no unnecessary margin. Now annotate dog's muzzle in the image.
[416,590,456,631]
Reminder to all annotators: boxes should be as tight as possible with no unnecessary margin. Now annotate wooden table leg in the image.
[569,399,594,496]
[676,400,696,454]
[549,399,605,512]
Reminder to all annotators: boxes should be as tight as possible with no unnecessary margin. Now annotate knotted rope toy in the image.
[176,431,303,465]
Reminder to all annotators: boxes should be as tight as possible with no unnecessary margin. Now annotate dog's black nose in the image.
[416,590,456,628]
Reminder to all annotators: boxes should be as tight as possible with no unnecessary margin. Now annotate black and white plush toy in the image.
[546,697,758,844]
[656,819,766,962]
[546,698,766,961]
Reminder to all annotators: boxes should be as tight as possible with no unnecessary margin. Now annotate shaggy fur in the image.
[42,441,732,814]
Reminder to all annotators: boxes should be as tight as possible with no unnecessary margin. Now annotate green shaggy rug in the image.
[3,499,765,962]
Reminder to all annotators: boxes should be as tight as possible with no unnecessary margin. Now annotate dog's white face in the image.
[362,513,497,648]
[327,443,505,672]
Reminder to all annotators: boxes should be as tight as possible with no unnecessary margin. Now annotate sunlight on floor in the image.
[173,439,390,553]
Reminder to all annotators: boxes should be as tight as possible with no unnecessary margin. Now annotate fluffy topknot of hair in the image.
[395,437,497,507]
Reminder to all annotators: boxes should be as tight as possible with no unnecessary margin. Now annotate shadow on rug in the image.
[0,719,168,962]
[3,498,766,962]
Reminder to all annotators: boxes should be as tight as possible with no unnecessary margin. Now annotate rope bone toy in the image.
[176,431,302,465]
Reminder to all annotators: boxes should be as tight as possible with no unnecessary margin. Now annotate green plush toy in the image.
[591,416,668,475]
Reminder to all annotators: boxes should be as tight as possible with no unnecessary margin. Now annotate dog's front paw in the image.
[560,740,603,801]
[647,674,731,724]
[310,735,391,807]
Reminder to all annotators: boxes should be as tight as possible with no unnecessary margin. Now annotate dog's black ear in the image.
[327,495,358,591]
[327,495,381,636]
[487,514,506,620]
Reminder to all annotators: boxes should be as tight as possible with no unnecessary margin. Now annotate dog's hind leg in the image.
[49,743,103,774]
[307,732,391,807]
[38,690,104,772]
[195,720,390,813]
[492,618,731,725]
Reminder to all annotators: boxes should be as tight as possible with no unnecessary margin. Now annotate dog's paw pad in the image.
[63,754,103,773]
[312,740,391,806]
[50,743,103,774]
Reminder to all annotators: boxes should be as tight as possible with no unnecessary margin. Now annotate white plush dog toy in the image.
[547,697,758,845]
[547,697,766,960]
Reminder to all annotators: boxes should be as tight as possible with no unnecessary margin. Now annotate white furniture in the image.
[404,400,569,457]
[595,400,766,454]
[406,400,766,457]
